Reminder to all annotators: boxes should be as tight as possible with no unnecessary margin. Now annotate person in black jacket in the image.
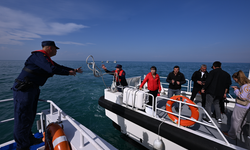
[166,66,186,98]
[201,61,231,124]
[190,64,208,107]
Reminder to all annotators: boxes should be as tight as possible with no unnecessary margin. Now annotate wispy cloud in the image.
[57,41,94,46]
[0,5,87,45]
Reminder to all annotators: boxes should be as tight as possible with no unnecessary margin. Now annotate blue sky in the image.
[0,0,249,62]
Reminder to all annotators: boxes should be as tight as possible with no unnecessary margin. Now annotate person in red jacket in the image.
[139,66,161,110]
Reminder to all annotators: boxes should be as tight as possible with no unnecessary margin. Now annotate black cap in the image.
[42,41,59,49]
[115,64,122,68]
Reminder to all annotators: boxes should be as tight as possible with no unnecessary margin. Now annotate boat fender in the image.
[153,138,163,150]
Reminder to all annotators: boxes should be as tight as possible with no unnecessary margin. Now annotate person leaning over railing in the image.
[102,64,128,92]
[223,70,250,139]
[12,41,83,150]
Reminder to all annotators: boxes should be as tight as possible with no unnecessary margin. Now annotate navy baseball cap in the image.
[115,64,122,68]
[42,41,60,49]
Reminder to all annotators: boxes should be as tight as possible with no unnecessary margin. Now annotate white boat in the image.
[106,60,109,63]
[98,75,250,150]
[0,99,117,150]
[114,60,117,63]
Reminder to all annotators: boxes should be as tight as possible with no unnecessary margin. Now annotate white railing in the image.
[0,98,104,150]
[154,96,230,145]
[156,76,192,92]
[119,93,230,146]
[40,99,104,150]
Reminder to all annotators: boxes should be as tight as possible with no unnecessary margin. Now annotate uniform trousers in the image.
[13,83,40,149]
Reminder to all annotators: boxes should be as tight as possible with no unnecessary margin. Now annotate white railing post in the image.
[80,134,84,148]
[177,101,181,127]
[58,110,61,122]
[40,112,44,133]
[50,103,53,115]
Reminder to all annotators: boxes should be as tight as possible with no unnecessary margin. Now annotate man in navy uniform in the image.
[12,41,83,150]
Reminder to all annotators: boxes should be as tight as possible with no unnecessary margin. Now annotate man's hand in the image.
[139,87,142,90]
[201,89,205,93]
[223,93,227,98]
[197,81,202,85]
[69,70,76,76]
[76,67,83,73]
[176,81,180,85]
[171,79,175,84]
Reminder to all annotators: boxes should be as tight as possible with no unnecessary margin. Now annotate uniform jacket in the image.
[105,69,128,86]
[203,68,231,97]
[17,50,74,86]
[166,71,186,89]
[140,72,161,91]
[191,69,209,89]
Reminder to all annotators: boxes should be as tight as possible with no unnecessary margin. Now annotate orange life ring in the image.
[44,123,71,150]
[166,95,199,127]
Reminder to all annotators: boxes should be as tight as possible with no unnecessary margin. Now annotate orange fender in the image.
[166,95,199,127]
[45,123,71,150]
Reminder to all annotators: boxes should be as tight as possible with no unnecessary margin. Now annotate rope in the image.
[86,55,109,89]
[86,55,125,92]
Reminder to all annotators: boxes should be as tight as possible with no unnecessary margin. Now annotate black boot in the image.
[29,134,43,145]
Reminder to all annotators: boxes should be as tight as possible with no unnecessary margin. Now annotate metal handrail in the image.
[0,98,104,150]
[157,76,190,92]
[39,99,104,150]
[121,90,230,145]
[154,96,230,145]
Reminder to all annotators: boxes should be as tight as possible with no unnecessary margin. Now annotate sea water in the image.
[0,60,249,150]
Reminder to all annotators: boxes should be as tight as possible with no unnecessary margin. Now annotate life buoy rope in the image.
[166,95,199,127]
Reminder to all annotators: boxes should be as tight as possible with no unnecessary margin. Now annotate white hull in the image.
[106,109,186,150]
[99,76,248,150]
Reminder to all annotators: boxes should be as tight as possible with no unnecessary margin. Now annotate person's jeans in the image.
[168,88,181,109]
[168,88,181,98]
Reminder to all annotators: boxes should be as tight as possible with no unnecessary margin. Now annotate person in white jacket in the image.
[224,70,250,139]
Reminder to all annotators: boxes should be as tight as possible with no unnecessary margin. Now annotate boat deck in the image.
[155,95,249,149]
[0,99,118,150]
[0,133,44,150]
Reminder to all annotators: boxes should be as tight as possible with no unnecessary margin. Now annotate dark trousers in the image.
[148,90,158,111]
[13,83,40,149]
[190,87,206,107]
[205,94,222,120]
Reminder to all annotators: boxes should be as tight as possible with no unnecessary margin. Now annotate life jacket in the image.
[32,50,54,66]
[115,70,124,82]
